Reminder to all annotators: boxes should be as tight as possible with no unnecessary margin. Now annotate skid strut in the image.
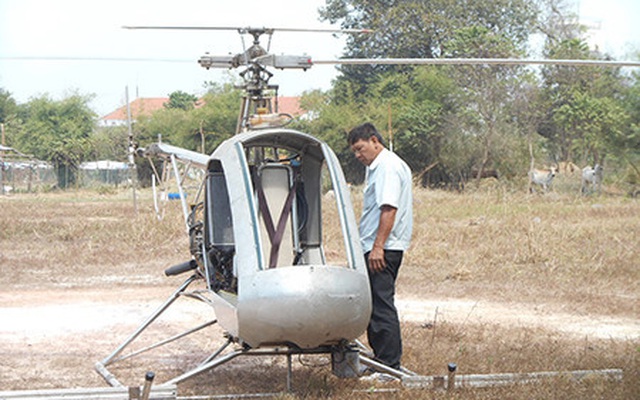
[95,274,217,387]
[96,273,420,391]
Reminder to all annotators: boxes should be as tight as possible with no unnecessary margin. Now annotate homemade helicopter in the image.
[96,25,640,392]
[96,26,395,391]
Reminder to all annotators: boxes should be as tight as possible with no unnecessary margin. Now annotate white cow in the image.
[528,166,558,193]
[581,164,603,194]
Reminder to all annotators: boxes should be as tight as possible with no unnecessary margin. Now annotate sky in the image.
[0,0,348,116]
[0,0,639,117]
[578,0,639,57]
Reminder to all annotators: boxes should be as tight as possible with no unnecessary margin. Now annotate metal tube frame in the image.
[165,345,339,387]
[94,272,343,391]
[95,274,218,387]
[93,254,410,391]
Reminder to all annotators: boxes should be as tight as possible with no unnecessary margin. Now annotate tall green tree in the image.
[0,88,18,124]
[0,89,21,151]
[298,68,459,186]
[321,0,538,98]
[621,72,640,152]
[320,0,540,187]
[12,94,96,188]
[165,90,199,111]
[136,83,240,154]
[533,0,634,165]
[90,125,130,161]
[294,87,379,183]
[539,37,629,164]
[374,67,459,186]
[443,25,536,184]
[552,92,627,164]
[616,71,640,187]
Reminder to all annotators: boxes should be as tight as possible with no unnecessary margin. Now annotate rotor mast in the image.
[124,25,370,133]
[194,27,314,133]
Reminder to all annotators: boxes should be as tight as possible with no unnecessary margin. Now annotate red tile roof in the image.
[101,98,169,121]
[275,96,304,117]
[100,96,306,122]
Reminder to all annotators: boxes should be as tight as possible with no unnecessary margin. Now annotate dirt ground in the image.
[1,190,638,397]
[1,283,638,392]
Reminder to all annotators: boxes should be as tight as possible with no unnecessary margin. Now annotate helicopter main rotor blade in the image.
[123,25,371,34]
[314,57,640,68]
[124,25,247,31]
[258,27,372,34]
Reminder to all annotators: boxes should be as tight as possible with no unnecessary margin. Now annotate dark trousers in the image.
[365,249,403,370]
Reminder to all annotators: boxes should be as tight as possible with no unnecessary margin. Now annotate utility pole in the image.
[0,123,5,195]
[200,120,205,154]
[126,87,138,213]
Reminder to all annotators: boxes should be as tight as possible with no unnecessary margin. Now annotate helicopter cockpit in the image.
[199,128,361,284]
[191,127,370,348]
[202,146,310,293]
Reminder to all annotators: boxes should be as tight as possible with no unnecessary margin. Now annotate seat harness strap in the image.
[256,174,298,269]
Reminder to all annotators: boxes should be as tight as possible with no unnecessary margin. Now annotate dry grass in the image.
[0,187,638,399]
[0,190,187,289]
[399,186,639,317]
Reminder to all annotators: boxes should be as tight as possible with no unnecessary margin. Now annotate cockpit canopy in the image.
[201,128,365,293]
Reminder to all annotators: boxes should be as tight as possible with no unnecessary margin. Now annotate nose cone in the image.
[237,265,371,348]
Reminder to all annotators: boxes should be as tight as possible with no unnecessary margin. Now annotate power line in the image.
[0,56,195,63]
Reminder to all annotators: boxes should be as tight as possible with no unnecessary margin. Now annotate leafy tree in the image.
[165,90,199,111]
[376,67,459,187]
[321,0,538,98]
[299,68,459,186]
[192,83,242,151]
[0,89,21,149]
[442,25,535,185]
[539,37,630,165]
[294,88,377,183]
[90,125,130,161]
[621,72,640,152]
[0,88,18,124]
[319,0,541,188]
[615,72,640,188]
[533,0,633,166]
[136,83,240,154]
[12,93,96,188]
[534,0,585,50]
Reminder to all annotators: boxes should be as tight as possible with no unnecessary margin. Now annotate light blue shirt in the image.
[359,148,413,253]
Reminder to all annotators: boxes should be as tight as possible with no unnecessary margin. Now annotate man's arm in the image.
[368,205,397,272]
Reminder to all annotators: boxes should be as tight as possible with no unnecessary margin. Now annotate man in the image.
[348,122,413,372]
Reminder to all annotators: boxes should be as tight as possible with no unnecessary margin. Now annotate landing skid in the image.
[95,274,219,387]
[95,274,402,391]
[95,274,617,394]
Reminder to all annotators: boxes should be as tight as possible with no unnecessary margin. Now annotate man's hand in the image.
[368,245,386,272]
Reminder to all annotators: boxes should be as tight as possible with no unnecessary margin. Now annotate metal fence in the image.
[0,162,56,193]
[1,160,131,193]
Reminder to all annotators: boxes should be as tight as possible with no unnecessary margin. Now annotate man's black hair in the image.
[348,122,385,146]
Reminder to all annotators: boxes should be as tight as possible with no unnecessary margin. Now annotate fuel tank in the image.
[238,265,371,348]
